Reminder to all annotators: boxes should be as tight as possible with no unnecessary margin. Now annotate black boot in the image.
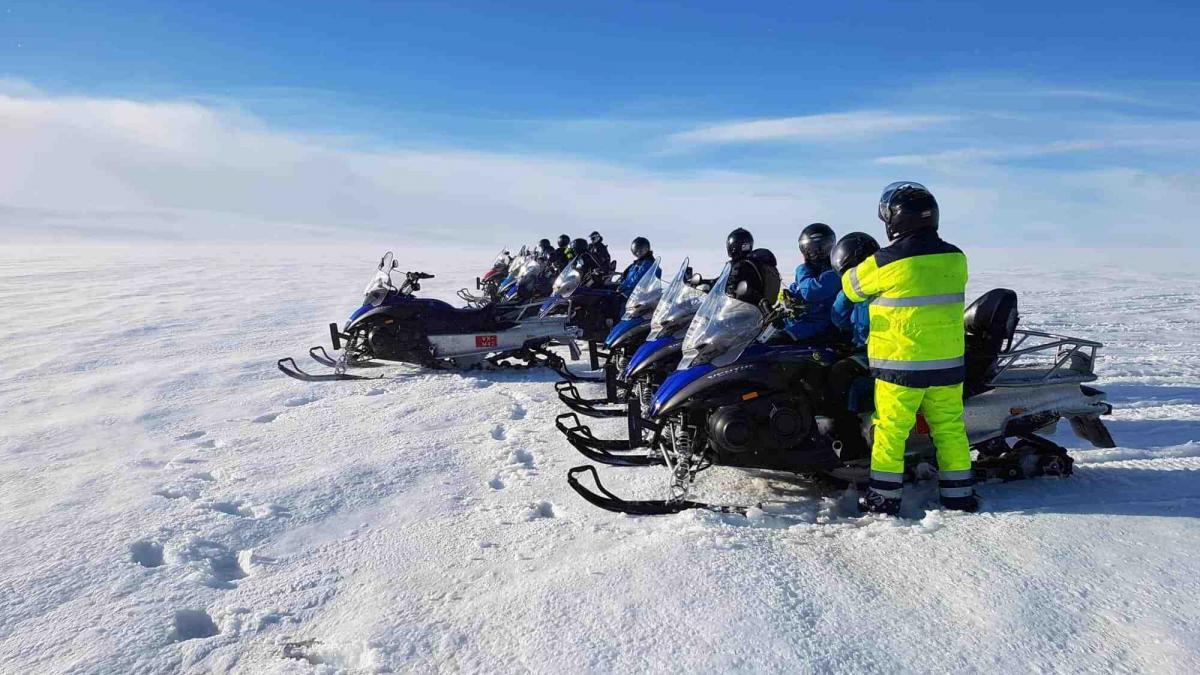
[940,491,979,512]
[859,488,901,516]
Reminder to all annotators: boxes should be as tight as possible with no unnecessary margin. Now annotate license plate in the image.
[475,335,498,348]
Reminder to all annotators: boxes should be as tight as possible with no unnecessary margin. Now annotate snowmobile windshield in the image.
[552,259,584,299]
[362,252,399,306]
[649,258,706,340]
[492,249,512,270]
[622,257,663,320]
[677,264,765,370]
[516,257,544,287]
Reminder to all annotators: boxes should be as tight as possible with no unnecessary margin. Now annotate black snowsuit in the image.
[726,248,781,311]
[588,241,613,273]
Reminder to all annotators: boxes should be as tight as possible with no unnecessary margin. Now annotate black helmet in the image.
[726,228,753,260]
[631,236,651,258]
[570,237,589,257]
[798,223,836,266]
[878,181,939,240]
[831,232,881,275]
[589,231,603,244]
[538,238,552,251]
[557,234,570,248]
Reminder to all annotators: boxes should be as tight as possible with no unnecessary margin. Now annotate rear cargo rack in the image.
[988,329,1102,387]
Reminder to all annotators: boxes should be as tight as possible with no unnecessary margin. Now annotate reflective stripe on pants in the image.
[871,379,973,478]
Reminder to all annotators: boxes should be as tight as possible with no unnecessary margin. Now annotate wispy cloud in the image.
[0,83,1196,248]
[668,111,955,145]
[875,140,1110,167]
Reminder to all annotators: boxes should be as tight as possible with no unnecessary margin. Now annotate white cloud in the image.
[668,111,954,145]
[0,88,1195,249]
[0,91,881,246]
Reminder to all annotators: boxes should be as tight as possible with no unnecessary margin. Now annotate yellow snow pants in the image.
[869,379,973,498]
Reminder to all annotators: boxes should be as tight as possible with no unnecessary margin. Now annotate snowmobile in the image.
[566,265,1115,516]
[535,258,630,381]
[555,258,711,455]
[277,251,581,381]
[457,249,513,306]
[554,257,666,418]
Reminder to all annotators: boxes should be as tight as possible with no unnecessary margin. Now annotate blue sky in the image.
[1,1,1198,246]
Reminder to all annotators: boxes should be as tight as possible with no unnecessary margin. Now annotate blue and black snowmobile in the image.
[278,252,581,381]
[535,256,631,381]
[566,265,1116,516]
[553,257,664,417]
[555,258,713,460]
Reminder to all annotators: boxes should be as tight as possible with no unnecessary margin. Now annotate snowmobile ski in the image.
[554,380,626,418]
[555,413,663,466]
[567,465,746,516]
[308,345,383,369]
[276,357,379,382]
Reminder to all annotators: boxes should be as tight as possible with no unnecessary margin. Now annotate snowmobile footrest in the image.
[555,381,625,418]
[277,357,374,382]
[567,465,745,516]
[555,413,661,466]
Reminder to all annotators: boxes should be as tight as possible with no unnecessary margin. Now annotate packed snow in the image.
[1,242,1198,673]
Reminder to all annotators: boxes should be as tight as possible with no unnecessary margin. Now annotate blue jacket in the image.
[618,255,660,296]
[782,264,840,342]
[832,290,870,349]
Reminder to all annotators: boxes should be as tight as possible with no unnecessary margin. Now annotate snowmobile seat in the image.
[964,288,1019,394]
[440,303,518,333]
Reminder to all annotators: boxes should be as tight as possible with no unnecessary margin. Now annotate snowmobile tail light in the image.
[742,391,759,401]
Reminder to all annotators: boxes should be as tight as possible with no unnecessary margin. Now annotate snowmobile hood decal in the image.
[605,317,649,348]
[648,364,715,419]
[348,302,374,325]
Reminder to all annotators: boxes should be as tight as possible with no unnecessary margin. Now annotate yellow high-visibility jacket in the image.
[842,230,968,388]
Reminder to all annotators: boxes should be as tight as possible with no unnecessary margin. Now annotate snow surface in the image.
[1,242,1198,673]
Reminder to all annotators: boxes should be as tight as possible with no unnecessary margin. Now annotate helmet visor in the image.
[878,181,928,223]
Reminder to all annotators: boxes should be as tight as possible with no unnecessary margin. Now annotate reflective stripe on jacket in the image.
[842,230,967,387]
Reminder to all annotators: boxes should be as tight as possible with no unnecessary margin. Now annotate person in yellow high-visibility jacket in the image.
[842,182,976,515]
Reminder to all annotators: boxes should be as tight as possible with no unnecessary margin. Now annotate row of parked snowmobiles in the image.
[276,249,625,382]
[277,247,1116,517]
[551,258,1116,516]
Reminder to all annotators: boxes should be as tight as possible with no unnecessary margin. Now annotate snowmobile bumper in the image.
[567,465,745,516]
[555,412,664,466]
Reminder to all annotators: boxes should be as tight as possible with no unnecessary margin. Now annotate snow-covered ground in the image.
[1,242,1198,673]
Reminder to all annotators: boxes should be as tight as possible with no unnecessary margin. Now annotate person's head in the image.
[589,231,603,245]
[630,236,651,258]
[798,223,836,268]
[726,228,753,260]
[831,232,881,276]
[570,237,590,258]
[878,181,939,241]
[538,238,552,253]
[557,234,571,249]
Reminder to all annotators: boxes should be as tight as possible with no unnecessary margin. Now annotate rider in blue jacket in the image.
[617,237,660,296]
[781,223,840,343]
[832,291,870,349]
[827,232,882,460]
